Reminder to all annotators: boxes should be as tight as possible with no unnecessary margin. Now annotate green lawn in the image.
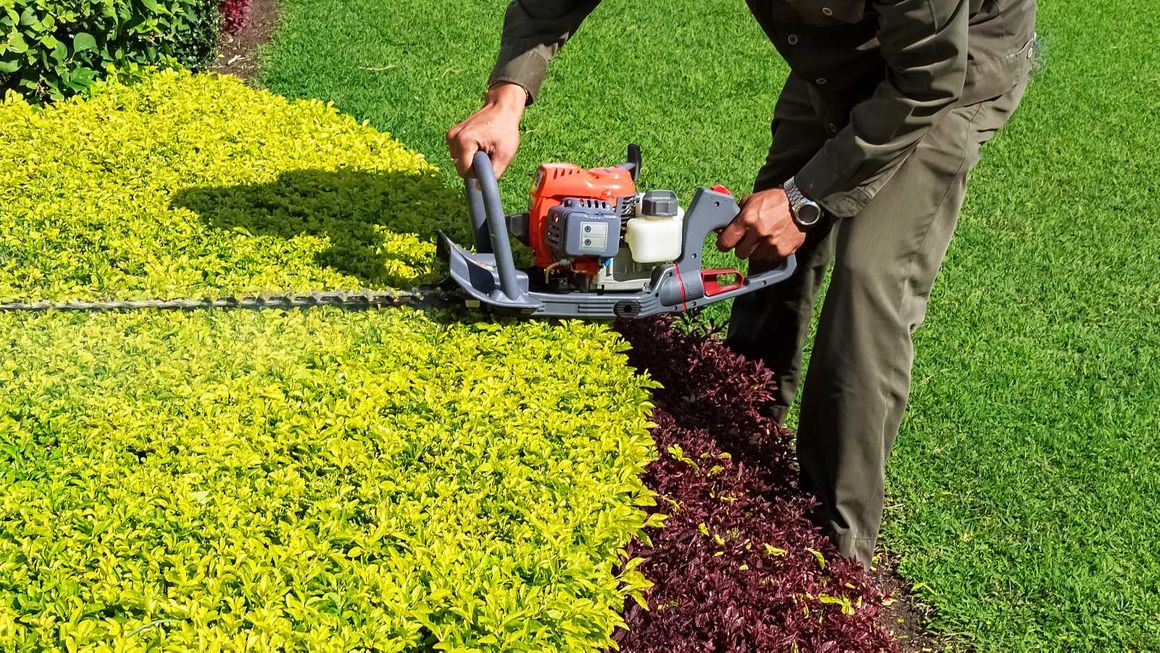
[261,0,1160,648]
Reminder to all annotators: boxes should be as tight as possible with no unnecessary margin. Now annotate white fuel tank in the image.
[625,190,684,264]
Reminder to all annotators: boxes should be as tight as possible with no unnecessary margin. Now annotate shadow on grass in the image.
[171,168,472,289]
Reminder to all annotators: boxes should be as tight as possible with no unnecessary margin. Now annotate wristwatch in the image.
[783,176,823,229]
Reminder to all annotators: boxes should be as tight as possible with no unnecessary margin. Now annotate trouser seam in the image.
[903,102,984,315]
[881,102,985,456]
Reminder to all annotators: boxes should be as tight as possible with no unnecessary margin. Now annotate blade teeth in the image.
[0,281,468,313]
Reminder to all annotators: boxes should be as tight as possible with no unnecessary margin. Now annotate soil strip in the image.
[208,0,280,83]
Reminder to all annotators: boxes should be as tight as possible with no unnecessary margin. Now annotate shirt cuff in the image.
[794,147,874,218]
[487,46,551,105]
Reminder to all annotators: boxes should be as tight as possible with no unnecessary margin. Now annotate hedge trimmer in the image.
[440,145,796,319]
[0,145,795,319]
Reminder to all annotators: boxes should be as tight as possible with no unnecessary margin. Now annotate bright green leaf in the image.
[72,32,97,52]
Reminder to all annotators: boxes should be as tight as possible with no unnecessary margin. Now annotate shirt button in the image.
[787,33,799,45]
[822,7,833,15]
[816,77,827,85]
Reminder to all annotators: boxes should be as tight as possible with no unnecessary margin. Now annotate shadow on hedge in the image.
[171,168,470,288]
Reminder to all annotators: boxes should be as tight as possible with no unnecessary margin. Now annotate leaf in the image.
[72,32,97,52]
[817,594,855,616]
[6,31,28,53]
[642,513,667,529]
[763,543,786,557]
[65,66,96,91]
[805,547,826,570]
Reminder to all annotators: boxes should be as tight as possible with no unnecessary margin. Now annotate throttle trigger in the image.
[702,269,745,296]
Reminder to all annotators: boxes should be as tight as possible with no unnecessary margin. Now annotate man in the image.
[446,0,1036,568]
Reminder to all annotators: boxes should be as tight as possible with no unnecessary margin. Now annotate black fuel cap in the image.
[641,190,678,217]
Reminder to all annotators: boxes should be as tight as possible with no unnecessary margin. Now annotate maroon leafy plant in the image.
[612,316,897,652]
[219,0,253,33]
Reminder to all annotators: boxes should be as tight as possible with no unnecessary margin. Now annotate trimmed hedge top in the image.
[0,69,464,301]
[0,72,658,650]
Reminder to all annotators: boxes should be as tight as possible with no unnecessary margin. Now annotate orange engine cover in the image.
[528,162,637,269]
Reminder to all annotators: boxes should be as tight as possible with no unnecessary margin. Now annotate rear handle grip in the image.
[674,186,797,302]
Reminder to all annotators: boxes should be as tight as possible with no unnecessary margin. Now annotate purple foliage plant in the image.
[218,0,253,34]
[612,315,897,652]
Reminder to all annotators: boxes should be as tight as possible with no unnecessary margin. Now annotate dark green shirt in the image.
[487,0,1036,216]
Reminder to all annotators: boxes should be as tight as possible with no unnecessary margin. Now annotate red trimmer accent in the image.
[673,264,689,310]
[702,269,745,296]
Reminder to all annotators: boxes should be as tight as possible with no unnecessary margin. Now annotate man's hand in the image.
[716,187,807,261]
[446,83,527,178]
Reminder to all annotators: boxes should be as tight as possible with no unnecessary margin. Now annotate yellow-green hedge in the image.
[0,71,658,651]
[0,309,657,650]
[0,68,467,302]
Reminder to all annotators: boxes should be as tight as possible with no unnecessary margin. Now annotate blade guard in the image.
[441,234,540,313]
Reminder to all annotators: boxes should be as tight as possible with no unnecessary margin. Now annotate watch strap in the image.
[783,176,821,227]
[783,176,807,211]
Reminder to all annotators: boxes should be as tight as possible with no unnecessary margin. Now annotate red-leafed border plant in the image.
[219,0,253,34]
[613,316,897,652]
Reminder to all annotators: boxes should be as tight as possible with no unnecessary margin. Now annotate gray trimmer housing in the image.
[440,149,797,320]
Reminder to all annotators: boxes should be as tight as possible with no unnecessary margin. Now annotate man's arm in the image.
[718,0,969,260]
[794,0,970,217]
[447,0,600,178]
[487,0,603,104]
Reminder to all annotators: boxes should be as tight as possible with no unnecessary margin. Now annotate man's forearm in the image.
[487,0,602,104]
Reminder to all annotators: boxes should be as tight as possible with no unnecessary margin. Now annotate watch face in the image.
[798,203,822,226]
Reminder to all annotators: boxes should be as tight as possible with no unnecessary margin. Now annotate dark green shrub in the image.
[0,0,221,102]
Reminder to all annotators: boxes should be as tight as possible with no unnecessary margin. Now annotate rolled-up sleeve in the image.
[487,0,602,104]
[795,0,970,217]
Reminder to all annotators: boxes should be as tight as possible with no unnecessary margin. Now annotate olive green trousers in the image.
[726,69,1030,568]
